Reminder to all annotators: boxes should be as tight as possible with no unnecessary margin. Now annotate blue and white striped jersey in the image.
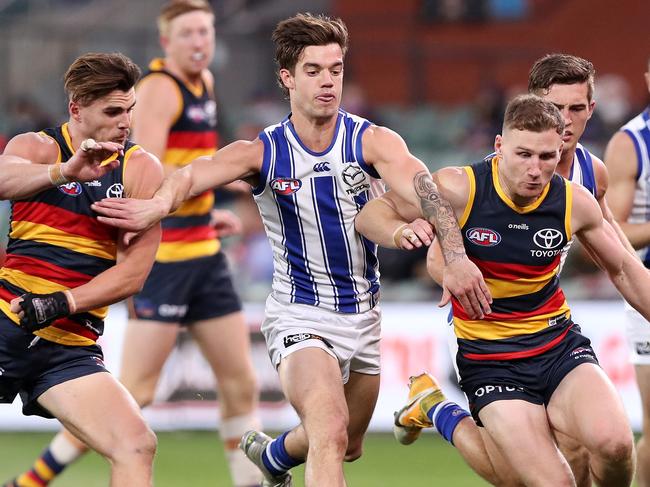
[253,109,385,314]
[621,109,650,268]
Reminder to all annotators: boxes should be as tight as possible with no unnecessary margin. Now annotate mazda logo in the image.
[533,228,563,249]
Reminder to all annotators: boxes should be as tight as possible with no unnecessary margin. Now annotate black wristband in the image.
[18,291,71,332]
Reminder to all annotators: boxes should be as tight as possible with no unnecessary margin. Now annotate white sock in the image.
[49,431,86,465]
[221,413,263,486]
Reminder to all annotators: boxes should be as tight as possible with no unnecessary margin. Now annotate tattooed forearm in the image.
[414,170,465,264]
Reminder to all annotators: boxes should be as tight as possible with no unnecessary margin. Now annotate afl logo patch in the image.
[271,178,302,195]
[466,227,501,247]
[58,182,82,196]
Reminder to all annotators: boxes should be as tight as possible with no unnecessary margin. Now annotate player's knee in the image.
[344,441,363,462]
[109,423,157,465]
[218,371,258,408]
[592,431,634,464]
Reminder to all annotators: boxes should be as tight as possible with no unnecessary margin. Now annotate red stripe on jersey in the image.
[0,286,17,302]
[51,317,98,341]
[471,255,561,280]
[166,131,217,150]
[3,254,92,288]
[12,202,117,242]
[452,288,566,321]
[462,324,572,360]
[25,471,47,487]
[161,225,216,242]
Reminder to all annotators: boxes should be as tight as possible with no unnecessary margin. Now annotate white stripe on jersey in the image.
[254,110,385,313]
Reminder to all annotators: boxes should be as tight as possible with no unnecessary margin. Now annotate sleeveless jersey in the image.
[253,109,384,314]
[453,157,573,360]
[142,58,220,263]
[0,123,139,346]
[621,108,650,267]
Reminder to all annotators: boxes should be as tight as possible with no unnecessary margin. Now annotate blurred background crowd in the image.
[0,0,647,303]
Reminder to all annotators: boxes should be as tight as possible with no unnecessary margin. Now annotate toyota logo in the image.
[106,183,124,198]
[533,228,563,249]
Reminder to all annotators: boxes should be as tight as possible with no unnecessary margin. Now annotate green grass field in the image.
[0,431,490,486]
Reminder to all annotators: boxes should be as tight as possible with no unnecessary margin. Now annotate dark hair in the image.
[64,52,141,106]
[528,53,595,101]
[503,94,565,135]
[272,12,349,95]
[158,0,213,36]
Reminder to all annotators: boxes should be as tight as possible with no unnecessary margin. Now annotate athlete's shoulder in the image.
[3,131,60,163]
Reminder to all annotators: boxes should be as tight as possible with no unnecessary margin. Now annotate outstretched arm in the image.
[0,133,123,200]
[363,127,492,317]
[354,192,433,250]
[573,182,650,320]
[92,138,264,232]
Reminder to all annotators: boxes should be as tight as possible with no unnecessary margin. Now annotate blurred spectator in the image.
[6,95,54,138]
[461,82,506,153]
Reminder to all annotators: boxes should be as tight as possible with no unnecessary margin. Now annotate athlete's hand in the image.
[395,218,434,250]
[10,292,71,332]
[92,195,169,241]
[210,209,243,237]
[63,139,123,183]
[440,257,492,319]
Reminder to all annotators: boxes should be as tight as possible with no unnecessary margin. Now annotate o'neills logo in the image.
[283,333,333,349]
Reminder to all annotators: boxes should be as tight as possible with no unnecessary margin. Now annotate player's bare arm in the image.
[604,131,650,250]
[0,133,122,200]
[572,182,650,320]
[354,191,432,250]
[92,138,264,231]
[132,73,180,167]
[363,125,491,317]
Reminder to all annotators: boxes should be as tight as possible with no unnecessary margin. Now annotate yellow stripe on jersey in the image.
[34,326,96,346]
[453,308,571,340]
[121,143,140,176]
[0,268,107,318]
[10,221,116,260]
[459,166,476,228]
[0,300,97,346]
[171,192,214,217]
[492,157,550,214]
[484,267,559,299]
[156,239,220,262]
[564,179,573,241]
[163,148,215,167]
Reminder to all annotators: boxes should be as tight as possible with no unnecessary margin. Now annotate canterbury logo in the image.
[313,162,331,172]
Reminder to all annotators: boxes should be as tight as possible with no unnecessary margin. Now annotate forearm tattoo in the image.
[414,171,465,264]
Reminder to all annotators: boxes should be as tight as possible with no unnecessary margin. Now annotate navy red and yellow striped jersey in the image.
[142,58,220,262]
[453,157,573,360]
[0,123,140,346]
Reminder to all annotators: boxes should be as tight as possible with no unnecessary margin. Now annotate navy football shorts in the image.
[0,314,107,418]
[132,251,242,325]
[457,323,599,425]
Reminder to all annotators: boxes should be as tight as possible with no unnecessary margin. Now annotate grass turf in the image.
[0,431,490,486]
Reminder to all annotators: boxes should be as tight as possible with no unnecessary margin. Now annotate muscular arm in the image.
[67,151,164,312]
[604,132,650,249]
[591,152,637,255]
[93,138,264,231]
[362,126,466,264]
[132,73,182,174]
[0,133,122,200]
[573,182,650,320]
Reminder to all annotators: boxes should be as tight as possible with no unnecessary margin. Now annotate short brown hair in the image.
[503,94,565,135]
[528,53,595,101]
[64,52,141,106]
[272,13,349,95]
[158,0,213,37]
